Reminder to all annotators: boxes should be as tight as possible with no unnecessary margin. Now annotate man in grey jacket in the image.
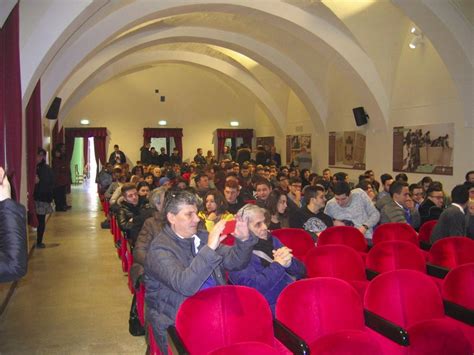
[144,190,257,353]
[380,181,420,229]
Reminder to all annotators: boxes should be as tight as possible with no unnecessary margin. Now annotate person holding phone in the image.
[144,190,257,353]
[228,204,306,315]
[198,189,234,232]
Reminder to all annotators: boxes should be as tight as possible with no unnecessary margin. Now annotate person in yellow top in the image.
[198,189,234,232]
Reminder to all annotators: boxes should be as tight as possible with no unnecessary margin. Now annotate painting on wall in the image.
[393,123,454,175]
[328,131,366,170]
[256,136,275,148]
[286,134,311,164]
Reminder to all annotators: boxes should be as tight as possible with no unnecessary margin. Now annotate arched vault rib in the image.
[57,26,328,133]
[39,1,389,130]
[60,50,286,136]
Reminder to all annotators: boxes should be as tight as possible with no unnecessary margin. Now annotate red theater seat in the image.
[366,240,426,274]
[318,226,368,253]
[305,245,368,299]
[429,237,474,269]
[167,285,294,354]
[272,228,315,262]
[208,341,281,355]
[372,223,418,246]
[418,220,437,243]
[364,269,471,354]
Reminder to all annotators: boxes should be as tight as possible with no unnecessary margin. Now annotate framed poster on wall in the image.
[286,134,311,164]
[328,131,366,170]
[393,123,454,175]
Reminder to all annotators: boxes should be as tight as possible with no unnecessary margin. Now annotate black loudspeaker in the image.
[46,97,62,120]
[352,106,369,126]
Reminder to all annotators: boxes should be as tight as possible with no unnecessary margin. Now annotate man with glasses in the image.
[419,185,445,226]
[145,191,256,353]
[409,183,425,210]
[287,177,302,209]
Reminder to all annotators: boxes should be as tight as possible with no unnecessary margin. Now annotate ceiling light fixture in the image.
[230,121,239,127]
[409,34,423,49]
[80,119,90,125]
[158,120,167,126]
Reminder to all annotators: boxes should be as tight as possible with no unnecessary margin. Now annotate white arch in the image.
[392,0,474,128]
[55,26,329,131]
[34,1,389,126]
[60,50,286,135]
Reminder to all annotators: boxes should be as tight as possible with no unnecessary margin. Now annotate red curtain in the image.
[143,128,183,157]
[216,129,253,160]
[52,122,64,149]
[0,4,22,198]
[93,136,106,167]
[65,127,107,166]
[26,81,42,227]
[83,137,89,167]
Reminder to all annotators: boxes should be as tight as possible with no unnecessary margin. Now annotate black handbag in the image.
[129,294,145,336]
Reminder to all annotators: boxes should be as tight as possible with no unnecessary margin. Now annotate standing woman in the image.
[266,189,289,230]
[34,148,54,248]
[198,189,234,232]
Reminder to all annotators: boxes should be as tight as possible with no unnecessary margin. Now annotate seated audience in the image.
[194,173,210,198]
[356,180,376,202]
[290,185,333,241]
[266,189,290,230]
[380,181,420,229]
[431,184,470,243]
[254,178,272,207]
[228,204,306,314]
[223,180,245,214]
[198,190,234,232]
[144,190,257,353]
[117,183,153,246]
[409,183,424,210]
[324,182,380,242]
[419,185,445,226]
[375,173,394,210]
[287,177,302,210]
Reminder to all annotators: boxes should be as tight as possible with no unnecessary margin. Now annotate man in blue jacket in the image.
[229,204,306,314]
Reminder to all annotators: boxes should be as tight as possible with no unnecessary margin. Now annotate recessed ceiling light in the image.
[230,121,239,127]
[80,119,90,125]
[158,120,167,126]
[410,27,417,34]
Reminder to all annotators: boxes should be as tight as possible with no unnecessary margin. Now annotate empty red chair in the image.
[372,223,418,246]
[429,237,474,269]
[305,245,368,299]
[272,228,315,261]
[443,263,474,310]
[317,226,368,259]
[442,263,474,348]
[209,341,280,355]
[276,277,381,353]
[364,269,471,354]
[366,240,426,274]
[168,286,293,354]
[418,220,437,243]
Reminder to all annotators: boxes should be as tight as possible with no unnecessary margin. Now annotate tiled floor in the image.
[0,184,147,354]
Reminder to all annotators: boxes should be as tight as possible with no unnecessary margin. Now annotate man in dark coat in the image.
[140,143,152,165]
[144,190,256,353]
[431,184,470,243]
[0,167,28,283]
[419,185,445,226]
[108,144,126,164]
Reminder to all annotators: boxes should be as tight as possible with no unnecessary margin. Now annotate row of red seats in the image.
[166,264,473,354]
[273,226,474,270]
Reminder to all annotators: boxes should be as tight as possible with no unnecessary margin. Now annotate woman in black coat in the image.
[34,148,54,248]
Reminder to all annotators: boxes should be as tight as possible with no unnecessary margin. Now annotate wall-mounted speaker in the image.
[46,97,62,120]
[352,106,369,126]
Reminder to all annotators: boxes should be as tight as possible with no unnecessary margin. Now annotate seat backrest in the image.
[305,245,366,281]
[366,240,426,274]
[442,262,474,310]
[209,341,280,355]
[271,228,314,261]
[429,237,474,269]
[364,270,444,328]
[175,286,275,354]
[276,278,365,345]
[318,226,368,252]
[418,220,437,243]
[311,329,383,354]
[372,223,418,245]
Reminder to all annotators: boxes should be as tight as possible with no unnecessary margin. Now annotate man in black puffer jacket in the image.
[0,167,28,283]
